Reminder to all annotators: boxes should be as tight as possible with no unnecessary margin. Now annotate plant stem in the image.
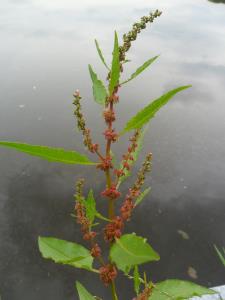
[105,100,115,220]
[111,281,118,300]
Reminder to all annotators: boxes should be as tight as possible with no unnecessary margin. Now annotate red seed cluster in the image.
[97,156,113,171]
[103,129,118,142]
[133,287,152,300]
[104,216,124,242]
[73,90,99,153]
[108,93,119,104]
[120,195,135,221]
[99,264,118,286]
[83,231,97,241]
[90,243,101,258]
[115,130,141,179]
[132,153,152,192]
[120,153,152,221]
[103,109,116,123]
[83,128,99,153]
[101,184,121,200]
[74,179,97,241]
[120,187,140,221]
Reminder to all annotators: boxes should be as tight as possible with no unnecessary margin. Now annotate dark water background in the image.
[0,0,225,299]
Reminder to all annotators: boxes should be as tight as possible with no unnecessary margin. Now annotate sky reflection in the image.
[0,0,225,299]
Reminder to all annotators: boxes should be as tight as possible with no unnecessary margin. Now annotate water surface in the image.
[0,0,225,299]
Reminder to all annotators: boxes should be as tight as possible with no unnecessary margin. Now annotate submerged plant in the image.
[0,10,217,300]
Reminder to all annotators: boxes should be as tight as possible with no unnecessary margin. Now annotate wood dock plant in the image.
[0,10,217,300]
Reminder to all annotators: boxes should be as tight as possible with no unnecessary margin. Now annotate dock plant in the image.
[0,10,217,300]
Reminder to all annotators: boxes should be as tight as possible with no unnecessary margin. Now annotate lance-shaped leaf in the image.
[135,187,151,206]
[0,141,96,165]
[38,237,93,270]
[134,265,141,295]
[214,245,225,267]
[85,189,96,224]
[94,39,110,70]
[83,190,110,223]
[110,234,160,272]
[109,31,120,95]
[88,64,108,105]
[121,56,159,85]
[95,212,111,222]
[149,280,216,300]
[122,85,192,133]
[117,127,148,187]
[76,281,96,300]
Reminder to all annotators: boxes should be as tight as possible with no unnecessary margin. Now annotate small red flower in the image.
[101,185,121,199]
[99,264,118,286]
[103,109,116,123]
[90,143,99,152]
[120,197,134,221]
[104,216,124,242]
[108,93,119,103]
[97,156,113,171]
[114,169,125,177]
[83,231,97,241]
[91,243,101,258]
[103,129,118,142]
[129,188,140,197]
[123,161,130,170]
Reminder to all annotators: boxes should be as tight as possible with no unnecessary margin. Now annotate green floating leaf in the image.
[109,31,120,95]
[149,280,216,300]
[0,141,96,165]
[121,56,159,85]
[117,126,148,187]
[110,234,160,272]
[94,39,110,70]
[135,187,151,206]
[122,85,192,133]
[214,245,225,267]
[134,265,141,295]
[38,237,93,270]
[85,189,96,224]
[88,64,108,105]
[76,281,96,300]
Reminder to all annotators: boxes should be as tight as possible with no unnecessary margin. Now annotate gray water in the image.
[0,0,225,299]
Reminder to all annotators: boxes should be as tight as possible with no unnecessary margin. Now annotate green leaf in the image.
[88,64,108,105]
[135,187,151,206]
[95,212,111,222]
[134,265,141,295]
[110,234,160,272]
[109,31,120,95]
[149,280,216,300]
[0,141,96,165]
[94,39,110,70]
[214,245,225,267]
[122,86,192,133]
[38,237,93,270]
[84,190,110,223]
[117,127,147,187]
[121,56,159,85]
[85,189,96,224]
[76,281,96,300]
